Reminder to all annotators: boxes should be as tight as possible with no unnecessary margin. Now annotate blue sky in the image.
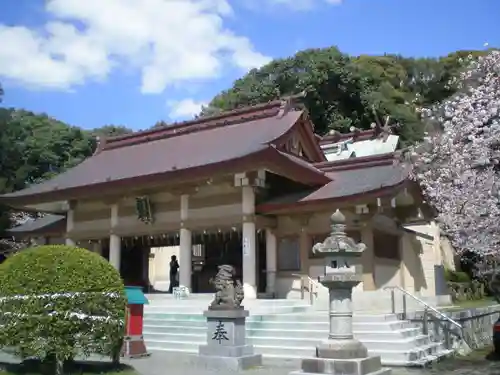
[0,0,498,131]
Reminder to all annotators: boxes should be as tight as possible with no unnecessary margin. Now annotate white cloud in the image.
[243,0,342,11]
[167,98,207,119]
[0,0,270,93]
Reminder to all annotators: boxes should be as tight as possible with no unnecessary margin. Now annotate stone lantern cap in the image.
[312,209,366,257]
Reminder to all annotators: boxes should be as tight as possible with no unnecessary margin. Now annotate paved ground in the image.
[123,351,500,375]
[2,350,500,375]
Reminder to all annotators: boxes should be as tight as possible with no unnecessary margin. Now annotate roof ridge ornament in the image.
[370,106,401,142]
[277,91,307,118]
[93,136,107,156]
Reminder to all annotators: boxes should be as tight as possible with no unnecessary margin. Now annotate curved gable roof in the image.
[0,100,329,206]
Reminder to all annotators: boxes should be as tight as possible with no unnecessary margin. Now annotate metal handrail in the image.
[383,286,462,329]
[292,273,320,304]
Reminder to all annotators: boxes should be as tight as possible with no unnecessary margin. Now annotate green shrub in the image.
[453,271,471,283]
[444,268,454,282]
[0,245,126,374]
[444,268,471,283]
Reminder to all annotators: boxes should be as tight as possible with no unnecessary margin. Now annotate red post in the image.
[121,287,149,358]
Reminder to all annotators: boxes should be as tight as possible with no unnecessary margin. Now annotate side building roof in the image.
[6,214,66,237]
[257,153,412,213]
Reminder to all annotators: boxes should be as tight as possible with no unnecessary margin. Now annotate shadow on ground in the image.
[0,359,137,375]
[484,351,500,361]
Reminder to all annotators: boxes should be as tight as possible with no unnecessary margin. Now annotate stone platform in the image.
[197,309,262,371]
[290,356,391,375]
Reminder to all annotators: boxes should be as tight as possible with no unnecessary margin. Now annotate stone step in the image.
[143,323,422,340]
[144,340,450,367]
[259,313,399,323]
[146,298,305,307]
[143,312,398,323]
[144,305,310,316]
[145,307,310,315]
[141,310,451,367]
[143,318,418,332]
[143,331,432,351]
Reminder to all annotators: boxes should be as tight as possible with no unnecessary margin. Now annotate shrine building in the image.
[0,98,456,307]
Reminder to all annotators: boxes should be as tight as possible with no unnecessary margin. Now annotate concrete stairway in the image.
[142,298,452,367]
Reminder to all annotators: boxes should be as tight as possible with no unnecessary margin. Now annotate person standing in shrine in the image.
[168,255,180,293]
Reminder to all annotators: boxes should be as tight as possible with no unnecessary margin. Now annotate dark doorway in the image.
[193,234,242,293]
[121,244,149,288]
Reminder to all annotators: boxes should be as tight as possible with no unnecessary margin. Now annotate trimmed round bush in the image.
[0,245,126,369]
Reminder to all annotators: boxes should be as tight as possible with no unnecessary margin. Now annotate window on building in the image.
[277,236,301,271]
[309,231,361,258]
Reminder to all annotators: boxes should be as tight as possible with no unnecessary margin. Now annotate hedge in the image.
[0,245,126,374]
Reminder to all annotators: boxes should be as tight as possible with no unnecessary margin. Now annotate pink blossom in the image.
[411,51,500,259]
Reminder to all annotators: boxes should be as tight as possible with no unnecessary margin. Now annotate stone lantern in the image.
[290,209,390,375]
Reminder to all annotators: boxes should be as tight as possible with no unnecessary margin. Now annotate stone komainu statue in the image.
[209,264,244,310]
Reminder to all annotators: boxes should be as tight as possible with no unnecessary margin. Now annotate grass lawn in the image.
[0,360,139,375]
[442,297,498,311]
[431,346,500,371]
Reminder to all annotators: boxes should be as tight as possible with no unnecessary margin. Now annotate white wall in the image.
[374,258,401,289]
[401,221,447,297]
[149,246,180,291]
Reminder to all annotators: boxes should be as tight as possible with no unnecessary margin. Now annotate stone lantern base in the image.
[290,357,391,375]
[289,339,391,375]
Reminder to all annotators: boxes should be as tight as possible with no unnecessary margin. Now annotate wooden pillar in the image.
[299,228,310,276]
[109,203,121,271]
[361,224,376,290]
[65,201,76,246]
[242,185,257,299]
[179,194,192,290]
[265,228,277,295]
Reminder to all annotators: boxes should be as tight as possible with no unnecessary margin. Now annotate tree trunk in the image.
[55,358,64,375]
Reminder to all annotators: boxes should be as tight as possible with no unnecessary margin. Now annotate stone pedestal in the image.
[289,284,390,375]
[291,356,390,375]
[197,309,262,370]
[289,210,391,375]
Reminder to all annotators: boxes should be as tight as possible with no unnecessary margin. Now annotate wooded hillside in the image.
[202,47,489,145]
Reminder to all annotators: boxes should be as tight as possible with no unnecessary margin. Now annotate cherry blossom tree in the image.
[411,50,500,270]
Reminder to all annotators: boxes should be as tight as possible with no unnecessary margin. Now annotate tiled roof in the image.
[307,164,409,201]
[257,154,410,211]
[1,99,329,205]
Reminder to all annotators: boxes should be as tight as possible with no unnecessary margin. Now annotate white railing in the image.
[292,273,319,304]
[384,285,468,350]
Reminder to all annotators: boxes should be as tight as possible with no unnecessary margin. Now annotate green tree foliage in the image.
[90,124,134,138]
[0,245,126,374]
[202,47,490,145]
[0,105,133,250]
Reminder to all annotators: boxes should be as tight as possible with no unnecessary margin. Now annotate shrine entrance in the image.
[190,230,267,294]
[101,229,267,294]
[100,240,150,288]
[191,233,243,293]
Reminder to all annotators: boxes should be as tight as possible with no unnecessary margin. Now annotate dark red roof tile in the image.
[257,163,410,211]
[1,100,325,204]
